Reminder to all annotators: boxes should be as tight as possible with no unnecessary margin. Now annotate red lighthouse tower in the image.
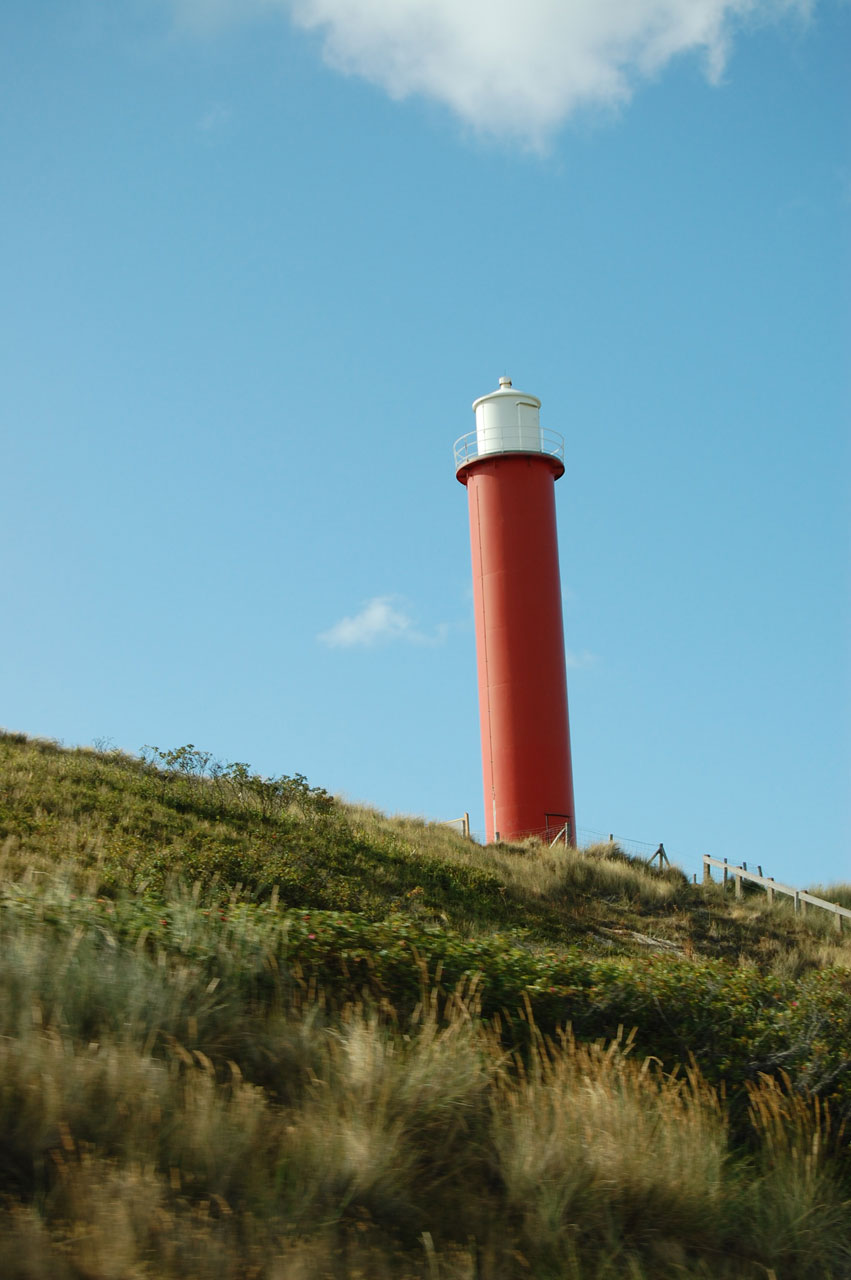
[456,377,576,845]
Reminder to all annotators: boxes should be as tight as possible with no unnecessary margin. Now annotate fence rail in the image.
[702,856,850,932]
[438,813,471,839]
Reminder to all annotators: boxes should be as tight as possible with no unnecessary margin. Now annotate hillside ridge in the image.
[2,729,850,1279]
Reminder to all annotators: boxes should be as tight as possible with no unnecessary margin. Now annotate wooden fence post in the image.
[691,863,848,933]
[649,843,669,870]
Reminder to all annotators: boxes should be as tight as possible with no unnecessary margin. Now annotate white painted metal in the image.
[471,376,543,458]
[454,425,564,473]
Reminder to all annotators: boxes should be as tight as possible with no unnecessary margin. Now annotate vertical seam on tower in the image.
[475,483,497,827]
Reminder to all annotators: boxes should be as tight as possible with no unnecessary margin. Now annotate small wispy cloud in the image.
[836,165,851,208]
[318,596,448,648]
[197,103,233,132]
[566,649,599,669]
[169,0,812,146]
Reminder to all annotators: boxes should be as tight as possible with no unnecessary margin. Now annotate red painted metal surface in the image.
[458,453,576,845]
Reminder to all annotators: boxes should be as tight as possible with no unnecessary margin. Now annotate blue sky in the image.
[1,0,848,887]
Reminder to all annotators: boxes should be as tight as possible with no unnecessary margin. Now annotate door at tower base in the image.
[462,452,576,846]
[545,814,572,844]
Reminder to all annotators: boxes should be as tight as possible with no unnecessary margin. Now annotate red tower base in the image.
[460,453,576,845]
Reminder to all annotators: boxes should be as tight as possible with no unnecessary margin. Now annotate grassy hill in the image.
[1,730,850,1279]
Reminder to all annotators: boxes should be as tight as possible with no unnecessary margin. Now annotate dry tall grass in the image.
[3,734,851,1276]
[1,920,849,1280]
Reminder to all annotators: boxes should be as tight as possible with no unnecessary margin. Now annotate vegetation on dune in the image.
[1,729,850,1278]
[3,731,847,965]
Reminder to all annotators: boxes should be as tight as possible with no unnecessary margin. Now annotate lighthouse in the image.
[455,377,576,845]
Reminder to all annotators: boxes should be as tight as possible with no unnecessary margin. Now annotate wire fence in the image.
[436,816,703,878]
[577,826,658,856]
[435,816,849,917]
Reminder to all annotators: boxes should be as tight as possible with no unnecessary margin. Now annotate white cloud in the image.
[170,0,811,144]
[318,596,448,648]
[566,649,599,669]
[197,103,232,132]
